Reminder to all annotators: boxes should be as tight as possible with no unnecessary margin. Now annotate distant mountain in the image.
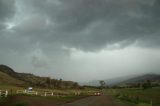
[118,74,160,85]
[80,74,140,86]
[0,65,79,88]
[81,73,160,87]
[79,80,100,86]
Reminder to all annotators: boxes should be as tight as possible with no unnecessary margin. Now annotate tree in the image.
[46,77,51,88]
[147,80,151,88]
[99,80,106,88]
[73,82,79,88]
[58,78,62,88]
[142,80,152,89]
[64,82,69,88]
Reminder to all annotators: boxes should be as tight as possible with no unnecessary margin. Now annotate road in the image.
[61,95,119,106]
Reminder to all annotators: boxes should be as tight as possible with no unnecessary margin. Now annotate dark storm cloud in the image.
[0,0,15,20]
[0,0,160,81]
[11,0,160,51]
[0,22,6,30]
[0,0,15,29]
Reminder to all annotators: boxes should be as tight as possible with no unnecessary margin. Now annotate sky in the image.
[0,0,160,82]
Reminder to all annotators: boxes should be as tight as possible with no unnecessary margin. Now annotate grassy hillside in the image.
[0,71,24,85]
[0,65,79,89]
[82,73,160,87]
[106,87,160,106]
[119,74,160,84]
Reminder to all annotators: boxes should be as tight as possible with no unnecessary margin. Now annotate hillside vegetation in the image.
[106,87,160,106]
[0,65,79,89]
[0,71,24,85]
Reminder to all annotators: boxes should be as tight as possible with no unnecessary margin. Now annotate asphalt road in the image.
[61,95,119,106]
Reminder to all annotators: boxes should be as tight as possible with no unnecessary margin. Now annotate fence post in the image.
[36,92,38,95]
[52,92,53,96]
[45,92,46,96]
[5,90,8,97]
[0,91,1,97]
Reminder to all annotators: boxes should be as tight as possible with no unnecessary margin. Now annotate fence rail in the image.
[26,91,38,95]
[16,90,38,95]
[1,89,80,97]
[44,92,54,96]
[16,90,26,94]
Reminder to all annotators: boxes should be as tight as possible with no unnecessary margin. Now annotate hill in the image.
[0,65,18,78]
[80,74,141,86]
[0,65,79,89]
[118,73,160,85]
[0,71,24,85]
[81,73,160,87]
[0,65,25,86]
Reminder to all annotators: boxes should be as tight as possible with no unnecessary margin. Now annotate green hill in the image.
[0,71,24,85]
[0,65,79,89]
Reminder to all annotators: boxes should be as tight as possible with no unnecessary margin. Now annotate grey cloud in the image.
[0,0,159,56]
[0,0,15,29]
[0,22,6,30]
[31,56,48,69]
[0,0,160,81]
[9,0,160,52]
[13,15,48,34]
[0,0,15,20]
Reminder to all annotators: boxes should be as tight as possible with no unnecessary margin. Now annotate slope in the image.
[0,71,24,85]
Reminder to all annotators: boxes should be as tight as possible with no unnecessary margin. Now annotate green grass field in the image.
[105,87,160,106]
[0,94,89,106]
[0,84,97,106]
[0,84,98,95]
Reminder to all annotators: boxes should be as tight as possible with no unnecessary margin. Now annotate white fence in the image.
[74,91,81,95]
[16,90,26,94]
[0,90,8,97]
[16,90,38,95]
[44,92,54,96]
[26,91,38,95]
[11,90,81,96]
[0,89,82,98]
[16,90,72,97]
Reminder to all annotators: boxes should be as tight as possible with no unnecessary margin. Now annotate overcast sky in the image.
[0,0,160,82]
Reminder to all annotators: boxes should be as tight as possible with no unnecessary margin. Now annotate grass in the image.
[0,83,101,106]
[0,71,24,85]
[44,95,88,102]
[0,84,23,91]
[0,94,89,106]
[0,84,95,106]
[12,102,28,106]
[105,87,160,106]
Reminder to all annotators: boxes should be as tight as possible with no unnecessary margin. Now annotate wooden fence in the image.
[0,89,80,97]
[16,90,38,95]
[0,90,8,97]
[16,90,26,94]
